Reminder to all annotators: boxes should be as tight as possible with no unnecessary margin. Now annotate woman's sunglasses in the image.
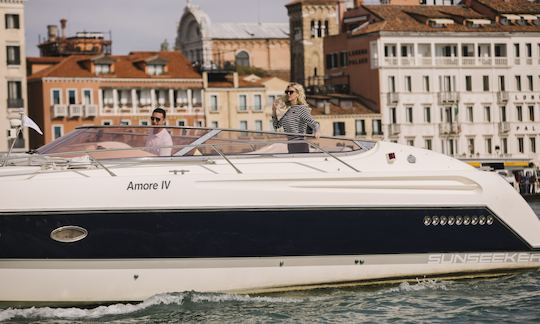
[150,117,161,122]
[285,90,295,95]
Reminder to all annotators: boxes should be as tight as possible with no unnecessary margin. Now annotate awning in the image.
[521,14,538,21]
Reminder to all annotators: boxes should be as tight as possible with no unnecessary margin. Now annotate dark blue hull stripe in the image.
[0,207,532,259]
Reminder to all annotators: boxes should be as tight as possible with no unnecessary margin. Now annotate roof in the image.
[349,4,540,35]
[286,0,342,8]
[28,51,201,80]
[474,0,540,14]
[210,23,289,39]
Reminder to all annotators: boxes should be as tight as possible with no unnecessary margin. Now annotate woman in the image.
[272,83,320,153]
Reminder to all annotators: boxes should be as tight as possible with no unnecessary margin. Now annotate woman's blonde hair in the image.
[286,82,308,106]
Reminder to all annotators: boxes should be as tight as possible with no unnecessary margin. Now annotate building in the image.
[26,51,204,148]
[324,0,540,165]
[1,0,27,153]
[175,2,290,76]
[37,19,112,57]
[286,0,347,89]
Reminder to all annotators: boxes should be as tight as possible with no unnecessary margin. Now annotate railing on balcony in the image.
[435,57,458,66]
[438,92,459,104]
[461,57,475,65]
[387,92,399,104]
[497,91,509,103]
[498,121,511,133]
[389,123,401,135]
[7,98,24,108]
[383,57,398,65]
[400,57,415,66]
[479,57,492,65]
[439,122,460,135]
[418,57,432,65]
[494,57,508,65]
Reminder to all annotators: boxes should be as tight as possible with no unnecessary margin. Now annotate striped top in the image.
[272,105,320,138]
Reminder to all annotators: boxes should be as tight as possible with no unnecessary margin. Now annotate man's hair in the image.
[153,107,166,118]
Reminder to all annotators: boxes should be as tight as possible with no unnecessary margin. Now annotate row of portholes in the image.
[423,215,494,226]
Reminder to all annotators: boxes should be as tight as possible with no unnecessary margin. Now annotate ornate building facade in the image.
[175,2,290,76]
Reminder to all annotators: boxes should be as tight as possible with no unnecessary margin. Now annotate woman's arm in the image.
[299,106,320,138]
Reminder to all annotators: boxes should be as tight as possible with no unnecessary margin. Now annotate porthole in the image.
[463,216,471,225]
[455,216,463,225]
[432,216,440,226]
[50,226,88,243]
[440,216,447,226]
[487,216,494,225]
[423,216,431,226]
[448,216,455,225]
[471,216,479,225]
[479,216,486,225]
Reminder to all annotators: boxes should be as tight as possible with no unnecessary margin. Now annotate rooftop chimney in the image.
[47,25,58,42]
[60,18,67,38]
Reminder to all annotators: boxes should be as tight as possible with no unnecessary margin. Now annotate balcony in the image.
[387,92,399,104]
[389,123,401,135]
[69,104,83,118]
[438,92,459,104]
[498,121,511,133]
[497,91,509,103]
[434,57,458,66]
[52,104,67,118]
[84,104,97,118]
[439,122,460,135]
[7,98,24,108]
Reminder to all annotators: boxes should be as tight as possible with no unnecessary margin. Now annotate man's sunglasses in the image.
[285,90,295,95]
[150,117,161,122]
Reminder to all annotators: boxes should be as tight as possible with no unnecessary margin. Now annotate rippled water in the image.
[2,201,540,323]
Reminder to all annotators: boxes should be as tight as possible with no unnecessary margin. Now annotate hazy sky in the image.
[24,0,290,57]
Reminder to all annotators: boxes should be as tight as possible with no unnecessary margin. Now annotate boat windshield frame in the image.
[30,125,375,162]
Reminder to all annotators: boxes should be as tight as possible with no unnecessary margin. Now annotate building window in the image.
[7,81,22,108]
[255,120,263,131]
[5,14,20,29]
[238,95,247,111]
[517,105,523,121]
[518,137,524,153]
[267,95,276,106]
[530,137,536,153]
[423,76,430,92]
[514,43,520,58]
[147,64,164,76]
[95,64,111,75]
[467,137,475,155]
[485,137,492,154]
[177,120,186,127]
[390,107,397,124]
[465,75,472,91]
[406,138,414,146]
[515,75,522,91]
[239,120,248,130]
[500,106,507,122]
[484,106,491,122]
[235,51,250,67]
[405,76,412,92]
[333,122,346,136]
[196,121,203,127]
[67,89,77,105]
[140,120,149,126]
[422,106,431,123]
[102,120,112,126]
[424,138,432,150]
[529,105,535,121]
[210,95,218,112]
[388,76,395,92]
[502,138,508,154]
[211,121,218,128]
[406,106,413,123]
[120,119,131,126]
[83,89,92,104]
[355,119,366,135]
[253,95,262,111]
[526,43,532,57]
[53,125,63,140]
[466,106,474,122]
[6,46,20,65]
[498,75,506,91]
[483,75,489,91]
[527,75,534,91]
[372,119,382,135]
[52,89,61,105]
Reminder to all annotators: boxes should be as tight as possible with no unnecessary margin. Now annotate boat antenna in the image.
[1,125,21,167]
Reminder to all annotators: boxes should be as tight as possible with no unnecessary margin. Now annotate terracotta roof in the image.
[350,5,540,35]
[28,51,201,80]
[207,75,264,88]
[26,57,63,64]
[474,0,540,14]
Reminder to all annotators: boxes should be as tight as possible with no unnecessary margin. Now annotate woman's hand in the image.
[272,101,278,115]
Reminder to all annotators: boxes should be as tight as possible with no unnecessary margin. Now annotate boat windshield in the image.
[36,126,374,160]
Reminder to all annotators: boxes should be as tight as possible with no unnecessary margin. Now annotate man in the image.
[145,107,173,156]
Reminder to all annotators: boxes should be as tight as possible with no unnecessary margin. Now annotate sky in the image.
[24,0,290,57]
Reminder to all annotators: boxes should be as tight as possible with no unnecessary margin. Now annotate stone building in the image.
[175,1,290,77]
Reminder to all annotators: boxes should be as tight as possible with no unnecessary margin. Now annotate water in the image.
[2,201,540,323]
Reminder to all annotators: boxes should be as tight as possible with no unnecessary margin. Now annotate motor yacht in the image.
[0,125,539,303]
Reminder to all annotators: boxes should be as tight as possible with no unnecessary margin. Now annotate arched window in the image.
[235,51,250,67]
